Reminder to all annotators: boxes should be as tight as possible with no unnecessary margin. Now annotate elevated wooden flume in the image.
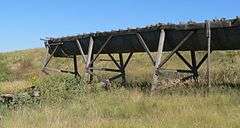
[42,17,240,89]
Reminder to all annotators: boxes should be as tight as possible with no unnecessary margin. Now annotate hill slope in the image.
[1,48,240,127]
[1,48,240,93]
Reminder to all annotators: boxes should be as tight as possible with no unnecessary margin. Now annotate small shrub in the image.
[33,75,85,105]
[11,92,39,108]
[0,75,86,108]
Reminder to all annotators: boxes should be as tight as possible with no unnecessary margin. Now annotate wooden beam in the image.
[61,70,76,75]
[108,54,121,69]
[196,51,212,69]
[152,29,165,91]
[89,67,121,72]
[99,59,120,62]
[85,37,94,81]
[86,37,94,69]
[176,51,193,70]
[73,55,79,77]
[159,68,192,73]
[157,31,195,69]
[190,50,198,80]
[42,45,59,70]
[123,52,133,69]
[119,53,126,84]
[136,33,155,65]
[43,46,50,68]
[155,30,165,69]
[109,74,124,81]
[206,21,211,87]
[43,67,75,75]
[91,35,113,64]
[60,47,70,57]
[76,39,87,62]
[89,54,94,82]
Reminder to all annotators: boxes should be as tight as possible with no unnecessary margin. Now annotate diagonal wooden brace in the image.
[176,51,193,70]
[157,31,195,70]
[76,39,87,63]
[108,54,121,69]
[123,52,133,69]
[136,33,155,65]
[90,35,113,65]
[42,45,60,72]
[196,51,212,69]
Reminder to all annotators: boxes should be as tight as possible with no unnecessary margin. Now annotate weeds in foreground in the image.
[1,79,240,128]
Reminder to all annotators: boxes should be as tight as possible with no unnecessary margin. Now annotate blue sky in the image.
[0,0,239,52]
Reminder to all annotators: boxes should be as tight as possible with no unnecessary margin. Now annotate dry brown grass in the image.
[0,80,32,94]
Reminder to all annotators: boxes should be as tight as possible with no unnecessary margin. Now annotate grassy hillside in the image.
[0,48,240,127]
[1,48,240,92]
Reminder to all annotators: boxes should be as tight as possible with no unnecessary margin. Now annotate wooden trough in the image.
[42,17,240,88]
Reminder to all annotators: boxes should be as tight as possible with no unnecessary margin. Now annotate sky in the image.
[0,0,239,52]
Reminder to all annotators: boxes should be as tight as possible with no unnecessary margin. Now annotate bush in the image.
[33,75,85,105]
[0,75,86,108]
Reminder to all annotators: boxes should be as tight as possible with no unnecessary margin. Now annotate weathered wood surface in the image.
[45,17,240,57]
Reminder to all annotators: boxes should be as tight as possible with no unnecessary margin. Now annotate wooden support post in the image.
[73,55,79,77]
[152,29,165,91]
[190,50,198,80]
[97,53,133,84]
[85,37,94,81]
[119,53,126,84]
[206,21,211,87]
[155,30,165,70]
[89,54,94,82]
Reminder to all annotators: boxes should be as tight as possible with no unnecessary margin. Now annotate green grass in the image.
[1,48,240,127]
[1,87,240,128]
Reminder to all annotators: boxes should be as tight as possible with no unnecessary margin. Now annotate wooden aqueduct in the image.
[42,17,240,89]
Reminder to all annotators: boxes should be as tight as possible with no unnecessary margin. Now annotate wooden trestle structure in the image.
[42,17,240,88]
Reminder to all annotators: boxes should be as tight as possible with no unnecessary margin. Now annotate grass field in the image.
[0,48,240,127]
[2,89,240,128]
